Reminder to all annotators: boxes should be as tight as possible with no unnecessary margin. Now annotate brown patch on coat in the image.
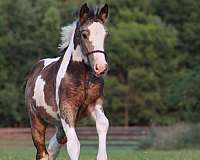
[58,60,104,122]
[84,73,104,106]
[29,105,48,160]
[25,60,45,110]
[36,106,59,125]
[56,128,67,144]
[59,61,87,126]
[25,58,62,126]
[58,136,67,144]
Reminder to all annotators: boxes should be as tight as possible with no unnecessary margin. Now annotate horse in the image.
[25,3,109,160]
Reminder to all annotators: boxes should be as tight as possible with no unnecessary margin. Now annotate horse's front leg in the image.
[91,99,109,160]
[60,103,80,160]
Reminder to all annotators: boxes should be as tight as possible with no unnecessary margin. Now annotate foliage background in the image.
[0,0,199,127]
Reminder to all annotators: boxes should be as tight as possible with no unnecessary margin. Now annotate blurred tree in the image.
[163,68,200,123]
[0,0,199,126]
[104,0,177,126]
[0,0,61,126]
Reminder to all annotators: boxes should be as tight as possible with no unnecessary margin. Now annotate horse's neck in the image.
[56,44,88,87]
[72,45,87,62]
[68,47,89,75]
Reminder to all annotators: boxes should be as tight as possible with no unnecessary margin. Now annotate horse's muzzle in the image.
[94,63,108,76]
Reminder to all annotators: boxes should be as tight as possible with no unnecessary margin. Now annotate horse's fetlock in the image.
[36,152,49,160]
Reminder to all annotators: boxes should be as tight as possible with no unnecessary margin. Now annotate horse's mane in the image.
[58,21,77,52]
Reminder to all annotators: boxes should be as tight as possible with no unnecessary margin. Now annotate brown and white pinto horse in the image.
[25,3,109,160]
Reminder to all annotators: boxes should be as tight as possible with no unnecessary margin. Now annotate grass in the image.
[1,140,200,160]
[1,147,200,160]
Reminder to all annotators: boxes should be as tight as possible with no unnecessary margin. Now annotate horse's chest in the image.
[59,72,103,107]
[83,78,104,106]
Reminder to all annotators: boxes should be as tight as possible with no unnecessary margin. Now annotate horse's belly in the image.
[33,74,59,122]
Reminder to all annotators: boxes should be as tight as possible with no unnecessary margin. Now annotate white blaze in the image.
[88,22,106,51]
[88,22,107,65]
[33,75,58,119]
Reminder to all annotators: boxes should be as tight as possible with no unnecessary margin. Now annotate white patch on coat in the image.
[72,45,83,62]
[61,119,80,160]
[88,22,107,66]
[33,75,58,119]
[56,21,77,109]
[48,131,61,160]
[91,104,109,160]
[42,57,60,68]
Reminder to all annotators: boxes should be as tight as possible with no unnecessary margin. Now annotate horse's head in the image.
[74,3,109,77]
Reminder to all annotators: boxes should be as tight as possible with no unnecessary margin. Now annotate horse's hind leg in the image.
[30,110,48,160]
[48,127,67,160]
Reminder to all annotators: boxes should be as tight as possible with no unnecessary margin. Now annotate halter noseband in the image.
[87,50,106,56]
[82,49,107,69]
[73,21,107,69]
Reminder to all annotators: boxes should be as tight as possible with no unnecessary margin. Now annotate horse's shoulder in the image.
[38,57,60,80]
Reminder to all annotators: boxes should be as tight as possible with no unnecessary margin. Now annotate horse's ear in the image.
[98,4,109,23]
[79,3,90,24]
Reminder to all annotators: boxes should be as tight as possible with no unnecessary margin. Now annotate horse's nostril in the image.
[94,64,99,72]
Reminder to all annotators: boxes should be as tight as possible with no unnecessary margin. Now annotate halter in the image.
[87,50,106,56]
[74,22,107,67]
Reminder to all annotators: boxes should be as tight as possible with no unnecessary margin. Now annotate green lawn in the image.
[1,145,200,160]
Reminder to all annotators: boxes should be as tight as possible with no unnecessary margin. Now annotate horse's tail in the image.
[22,72,29,91]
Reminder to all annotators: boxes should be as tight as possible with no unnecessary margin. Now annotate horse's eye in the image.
[82,33,88,39]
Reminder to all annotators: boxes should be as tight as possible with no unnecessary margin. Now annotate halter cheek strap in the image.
[75,22,107,67]
[80,40,107,60]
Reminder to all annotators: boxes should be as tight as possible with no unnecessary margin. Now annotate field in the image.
[0,139,200,160]
[0,128,200,160]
